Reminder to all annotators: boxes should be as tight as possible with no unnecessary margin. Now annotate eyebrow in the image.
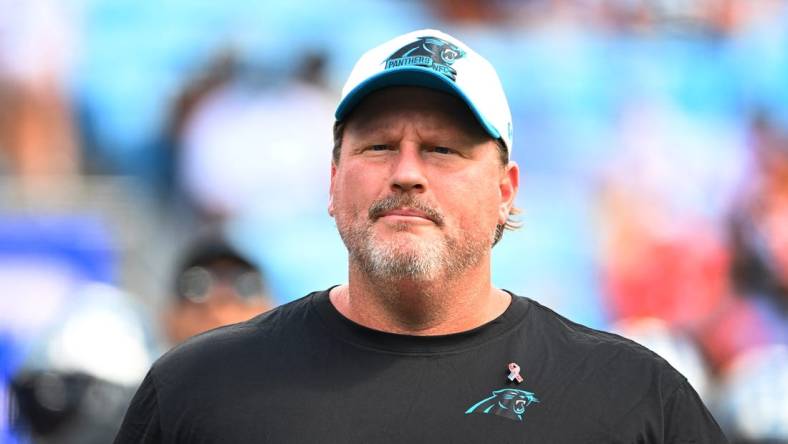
[348,118,488,146]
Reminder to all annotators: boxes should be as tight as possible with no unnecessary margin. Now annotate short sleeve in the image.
[114,370,163,444]
[663,381,729,444]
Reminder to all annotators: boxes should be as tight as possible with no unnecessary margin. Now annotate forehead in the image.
[343,86,489,141]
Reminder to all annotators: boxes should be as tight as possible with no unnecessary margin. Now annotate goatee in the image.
[336,194,494,282]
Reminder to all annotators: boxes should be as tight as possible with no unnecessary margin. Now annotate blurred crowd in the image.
[0,0,786,442]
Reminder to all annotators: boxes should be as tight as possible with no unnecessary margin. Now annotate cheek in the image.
[332,169,373,214]
[445,179,502,231]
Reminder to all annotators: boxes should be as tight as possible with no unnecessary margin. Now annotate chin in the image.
[379,220,436,234]
[374,232,439,254]
[363,237,447,281]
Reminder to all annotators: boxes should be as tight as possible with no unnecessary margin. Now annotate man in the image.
[115,29,727,443]
[163,237,273,345]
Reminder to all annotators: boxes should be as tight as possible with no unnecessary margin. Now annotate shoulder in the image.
[521,296,687,389]
[518,297,721,435]
[524,296,667,356]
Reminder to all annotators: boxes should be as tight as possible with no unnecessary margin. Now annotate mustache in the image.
[368,195,444,226]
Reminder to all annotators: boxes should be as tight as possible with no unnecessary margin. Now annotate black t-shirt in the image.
[115,290,727,443]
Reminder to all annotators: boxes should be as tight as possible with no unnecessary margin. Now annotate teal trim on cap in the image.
[335,66,502,142]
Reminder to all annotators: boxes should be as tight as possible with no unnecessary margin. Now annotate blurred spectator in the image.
[0,217,157,442]
[10,370,136,444]
[729,112,788,312]
[8,283,155,443]
[174,51,334,225]
[428,0,510,24]
[595,98,746,331]
[157,48,239,213]
[697,111,788,373]
[167,50,346,299]
[716,344,788,442]
[0,0,80,186]
[163,237,273,345]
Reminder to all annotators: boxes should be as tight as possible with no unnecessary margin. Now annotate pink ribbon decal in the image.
[507,362,523,383]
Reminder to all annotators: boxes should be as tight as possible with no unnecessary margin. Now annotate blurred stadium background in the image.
[1,0,787,442]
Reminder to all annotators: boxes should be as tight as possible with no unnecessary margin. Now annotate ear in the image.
[328,161,337,217]
[498,161,520,225]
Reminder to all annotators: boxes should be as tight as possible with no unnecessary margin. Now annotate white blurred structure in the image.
[613,317,710,400]
[717,344,788,441]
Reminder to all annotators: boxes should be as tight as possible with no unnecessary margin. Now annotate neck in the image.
[329,257,511,335]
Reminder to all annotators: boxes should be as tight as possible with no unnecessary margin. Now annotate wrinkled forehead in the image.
[343,86,489,141]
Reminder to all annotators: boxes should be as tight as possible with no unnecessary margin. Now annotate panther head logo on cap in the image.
[384,36,465,81]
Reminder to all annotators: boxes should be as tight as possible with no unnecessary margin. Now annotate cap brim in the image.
[335,66,502,142]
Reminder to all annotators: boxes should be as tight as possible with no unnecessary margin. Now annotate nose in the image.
[390,146,427,193]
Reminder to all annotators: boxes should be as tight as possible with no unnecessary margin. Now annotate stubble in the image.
[336,194,495,283]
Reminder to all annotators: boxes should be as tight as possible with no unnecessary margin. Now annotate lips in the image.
[380,207,433,221]
[368,195,444,226]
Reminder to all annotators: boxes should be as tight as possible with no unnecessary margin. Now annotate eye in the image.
[369,144,391,151]
[431,146,455,155]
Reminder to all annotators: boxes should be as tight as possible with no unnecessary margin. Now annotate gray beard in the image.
[338,219,495,283]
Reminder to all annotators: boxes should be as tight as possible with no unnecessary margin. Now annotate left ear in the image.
[498,161,519,225]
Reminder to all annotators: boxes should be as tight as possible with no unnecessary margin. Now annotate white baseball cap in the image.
[335,29,514,154]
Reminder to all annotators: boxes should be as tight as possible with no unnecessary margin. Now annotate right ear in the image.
[328,161,337,217]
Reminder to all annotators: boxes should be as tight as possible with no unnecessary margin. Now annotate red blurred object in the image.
[697,296,773,371]
[602,230,730,330]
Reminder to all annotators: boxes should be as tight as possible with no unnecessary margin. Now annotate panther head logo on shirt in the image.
[384,36,465,81]
[465,388,539,422]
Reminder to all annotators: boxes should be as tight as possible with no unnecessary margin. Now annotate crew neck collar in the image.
[310,287,530,355]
